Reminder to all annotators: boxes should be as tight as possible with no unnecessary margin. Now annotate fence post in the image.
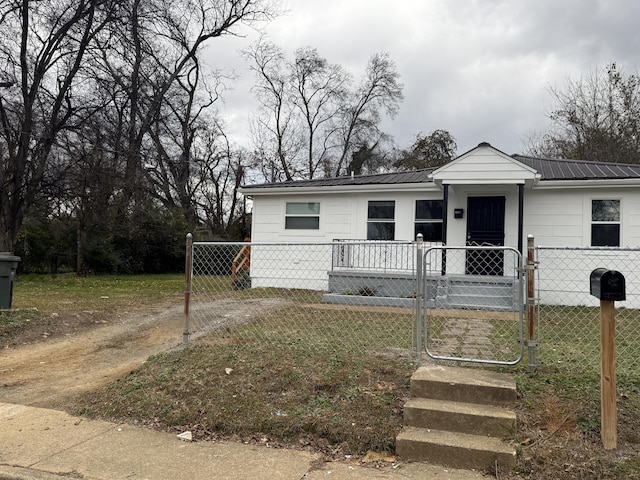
[600,299,617,450]
[415,233,424,361]
[183,233,193,346]
[526,234,539,370]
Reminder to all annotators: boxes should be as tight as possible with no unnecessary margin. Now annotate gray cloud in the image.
[208,0,640,157]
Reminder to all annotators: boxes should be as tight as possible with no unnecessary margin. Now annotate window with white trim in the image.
[591,199,620,246]
[367,201,395,240]
[285,202,320,229]
[414,200,444,242]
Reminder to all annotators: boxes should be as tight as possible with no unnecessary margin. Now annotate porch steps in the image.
[431,276,520,311]
[440,292,515,310]
[326,270,521,311]
[396,365,517,471]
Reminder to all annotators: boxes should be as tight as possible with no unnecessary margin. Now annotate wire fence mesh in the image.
[185,239,640,379]
[535,246,640,378]
[187,241,417,357]
[420,245,524,365]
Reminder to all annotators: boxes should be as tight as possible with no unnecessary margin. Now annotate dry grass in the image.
[75,342,415,458]
[511,371,640,479]
[5,274,640,476]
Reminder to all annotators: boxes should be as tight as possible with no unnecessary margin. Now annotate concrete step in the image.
[403,397,516,437]
[437,294,515,311]
[410,365,516,406]
[446,293,513,305]
[447,285,515,297]
[396,426,516,471]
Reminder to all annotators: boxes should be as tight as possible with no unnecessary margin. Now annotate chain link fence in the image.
[186,240,418,357]
[183,238,640,379]
[535,246,640,378]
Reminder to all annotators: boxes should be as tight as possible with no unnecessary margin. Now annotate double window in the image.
[367,201,395,240]
[591,199,620,246]
[415,200,444,242]
[285,202,320,230]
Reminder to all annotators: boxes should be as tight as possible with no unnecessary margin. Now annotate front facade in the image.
[243,142,640,250]
[241,143,640,306]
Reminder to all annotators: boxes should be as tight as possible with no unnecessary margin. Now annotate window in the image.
[367,201,395,240]
[591,200,620,246]
[285,202,320,229]
[414,199,444,242]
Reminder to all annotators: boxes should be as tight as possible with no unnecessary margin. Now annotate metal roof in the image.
[243,169,437,189]
[512,155,640,180]
[242,153,640,191]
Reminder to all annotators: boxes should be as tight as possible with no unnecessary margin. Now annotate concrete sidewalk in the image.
[0,403,488,480]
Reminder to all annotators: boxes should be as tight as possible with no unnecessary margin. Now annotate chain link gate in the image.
[416,244,525,365]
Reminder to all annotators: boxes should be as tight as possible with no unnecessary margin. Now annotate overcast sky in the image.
[208,0,640,158]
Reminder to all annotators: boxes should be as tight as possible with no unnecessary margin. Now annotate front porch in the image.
[325,240,522,312]
[324,270,520,311]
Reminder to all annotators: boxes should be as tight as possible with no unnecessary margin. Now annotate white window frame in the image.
[591,199,621,247]
[367,200,395,240]
[284,202,321,231]
[414,199,444,242]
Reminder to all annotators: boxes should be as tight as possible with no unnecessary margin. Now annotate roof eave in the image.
[240,181,438,196]
[534,178,640,189]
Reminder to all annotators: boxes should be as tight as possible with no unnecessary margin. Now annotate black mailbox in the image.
[590,268,626,301]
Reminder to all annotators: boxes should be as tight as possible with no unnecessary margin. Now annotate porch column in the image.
[442,184,449,244]
[518,183,524,254]
[441,184,449,275]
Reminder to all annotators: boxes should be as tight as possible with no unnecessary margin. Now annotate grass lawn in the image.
[4,274,640,477]
[12,273,185,313]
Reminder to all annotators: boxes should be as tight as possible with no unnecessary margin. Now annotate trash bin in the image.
[0,252,20,309]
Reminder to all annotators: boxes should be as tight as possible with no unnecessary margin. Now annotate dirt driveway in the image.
[0,296,295,410]
[1,302,185,410]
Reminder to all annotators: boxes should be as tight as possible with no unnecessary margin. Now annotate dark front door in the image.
[466,196,505,276]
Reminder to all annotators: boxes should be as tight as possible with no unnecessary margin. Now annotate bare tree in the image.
[246,41,403,181]
[196,129,247,236]
[333,53,403,176]
[144,57,219,227]
[0,0,274,252]
[245,40,301,181]
[0,0,116,251]
[100,0,273,210]
[527,63,640,163]
[54,113,122,273]
[291,46,348,179]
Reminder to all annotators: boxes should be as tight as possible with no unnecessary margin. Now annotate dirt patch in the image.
[0,298,284,410]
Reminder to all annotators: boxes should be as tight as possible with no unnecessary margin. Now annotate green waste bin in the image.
[0,252,20,309]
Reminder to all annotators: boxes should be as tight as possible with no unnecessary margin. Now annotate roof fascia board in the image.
[440,179,526,185]
[534,179,640,189]
[241,182,440,196]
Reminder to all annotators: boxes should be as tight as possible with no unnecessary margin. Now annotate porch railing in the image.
[331,239,441,272]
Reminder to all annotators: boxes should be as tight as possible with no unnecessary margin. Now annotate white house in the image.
[240,142,640,307]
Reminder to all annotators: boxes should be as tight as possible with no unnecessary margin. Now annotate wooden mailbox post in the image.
[590,268,626,451]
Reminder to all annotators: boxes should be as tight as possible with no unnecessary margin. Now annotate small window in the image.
[285,202,320,229]
[591,200,620,246]
[367,201,395,240]
[415,200,444,241]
